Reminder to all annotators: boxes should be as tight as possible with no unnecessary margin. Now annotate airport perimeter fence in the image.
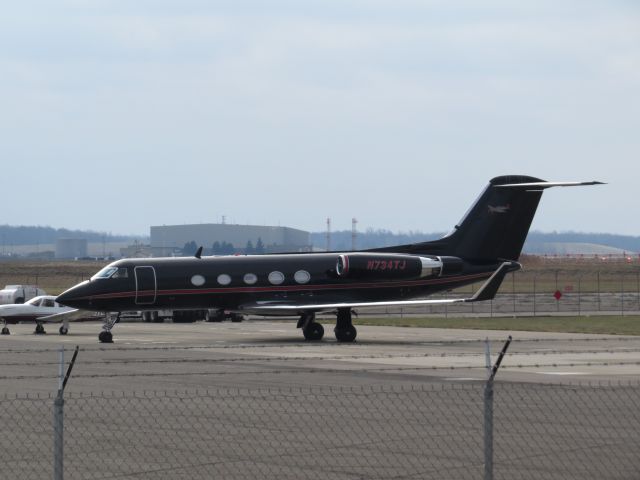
[376,270,640,318]
[1,381,640,479]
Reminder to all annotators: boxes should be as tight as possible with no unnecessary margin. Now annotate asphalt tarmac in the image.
[2,320,640,480]
[1,319,639,396]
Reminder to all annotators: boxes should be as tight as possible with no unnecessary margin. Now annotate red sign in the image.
[554,290,562,301]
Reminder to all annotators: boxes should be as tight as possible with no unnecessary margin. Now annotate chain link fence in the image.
[2,381,639,479]
[368,271,640,317]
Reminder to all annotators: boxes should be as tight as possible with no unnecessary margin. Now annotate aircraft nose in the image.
[56,281,90,309]
[55,291,72,306]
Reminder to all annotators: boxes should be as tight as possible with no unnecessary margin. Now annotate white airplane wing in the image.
[38,309,101,323]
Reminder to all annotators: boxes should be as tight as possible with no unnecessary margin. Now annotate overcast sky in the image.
[1,1,638,236]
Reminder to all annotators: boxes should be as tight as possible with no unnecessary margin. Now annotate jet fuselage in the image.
[56,253,502,314]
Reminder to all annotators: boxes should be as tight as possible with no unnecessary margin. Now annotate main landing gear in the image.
[98,313,119,343]
[298,312,324,341]
[335,308,357,343]
[297,309,357,343]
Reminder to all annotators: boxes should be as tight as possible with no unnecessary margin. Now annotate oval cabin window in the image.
[294,270,311,284]
[217,274,232,286]
[243,273,258,285]
[191,275,206,287]
[268,271,285,285]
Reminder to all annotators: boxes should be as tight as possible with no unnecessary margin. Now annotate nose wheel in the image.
[34,323,46,335]
[98,313,119,343]
[98,331,113,343]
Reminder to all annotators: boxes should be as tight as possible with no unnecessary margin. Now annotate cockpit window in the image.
[91,266,118,280]
[112,268,129,279]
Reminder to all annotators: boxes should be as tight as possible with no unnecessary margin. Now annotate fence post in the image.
[533,276,536,317]
[512,272,516,314]
[52,345,80,480]
[54,346,64,480]
[578,276,581,316]
[621,274,625,316]
[54,394,64,480]
[484,381,494,480]
[484,336,512,480]
[555,270,559,312]
[597,271,601,312]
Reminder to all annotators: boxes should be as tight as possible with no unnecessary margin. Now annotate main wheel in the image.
[230,314,243,323]
[98,331,113,343]
[59,326,69,335]
[335,326,357,343]
[205,310,224,322]
[303,322,324,341]
[35,324,46,334]
[1,327,9,335]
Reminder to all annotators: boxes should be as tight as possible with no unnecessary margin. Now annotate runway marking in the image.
[444,377,480,381]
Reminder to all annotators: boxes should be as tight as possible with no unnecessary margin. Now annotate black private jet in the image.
[56,175,602,343]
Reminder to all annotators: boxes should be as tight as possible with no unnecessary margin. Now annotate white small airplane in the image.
[0,295,76,335]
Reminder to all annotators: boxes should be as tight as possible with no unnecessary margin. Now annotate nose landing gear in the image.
[98,313,119,343]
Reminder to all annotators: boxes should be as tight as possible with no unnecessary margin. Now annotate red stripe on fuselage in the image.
[77,272,491,301]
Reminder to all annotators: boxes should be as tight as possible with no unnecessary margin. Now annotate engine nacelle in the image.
[335,253,462,280]
[438,256,464,276]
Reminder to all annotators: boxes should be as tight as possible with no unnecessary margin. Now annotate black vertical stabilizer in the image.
[443,175,545,261]
[371,175,546,261]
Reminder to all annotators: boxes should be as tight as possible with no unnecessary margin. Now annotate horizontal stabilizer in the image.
[496,181,605,189]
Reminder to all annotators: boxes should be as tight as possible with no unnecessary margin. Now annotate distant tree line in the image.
[309,228,640,252]
[0,225,144,246]
[309,228,443,251]
[182,237,266,256]
[523,231,640,252]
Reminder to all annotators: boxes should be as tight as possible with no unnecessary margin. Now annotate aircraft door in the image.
[134,266,157,305]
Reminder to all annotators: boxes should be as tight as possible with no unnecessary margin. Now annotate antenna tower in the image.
[351,218,358,251]
[326,218,331,251]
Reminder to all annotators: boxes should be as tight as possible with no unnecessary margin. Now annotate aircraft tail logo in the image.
[488,204,510,214]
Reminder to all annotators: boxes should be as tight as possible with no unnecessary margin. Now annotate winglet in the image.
[195,246,203,259]
[467,261,517,302]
